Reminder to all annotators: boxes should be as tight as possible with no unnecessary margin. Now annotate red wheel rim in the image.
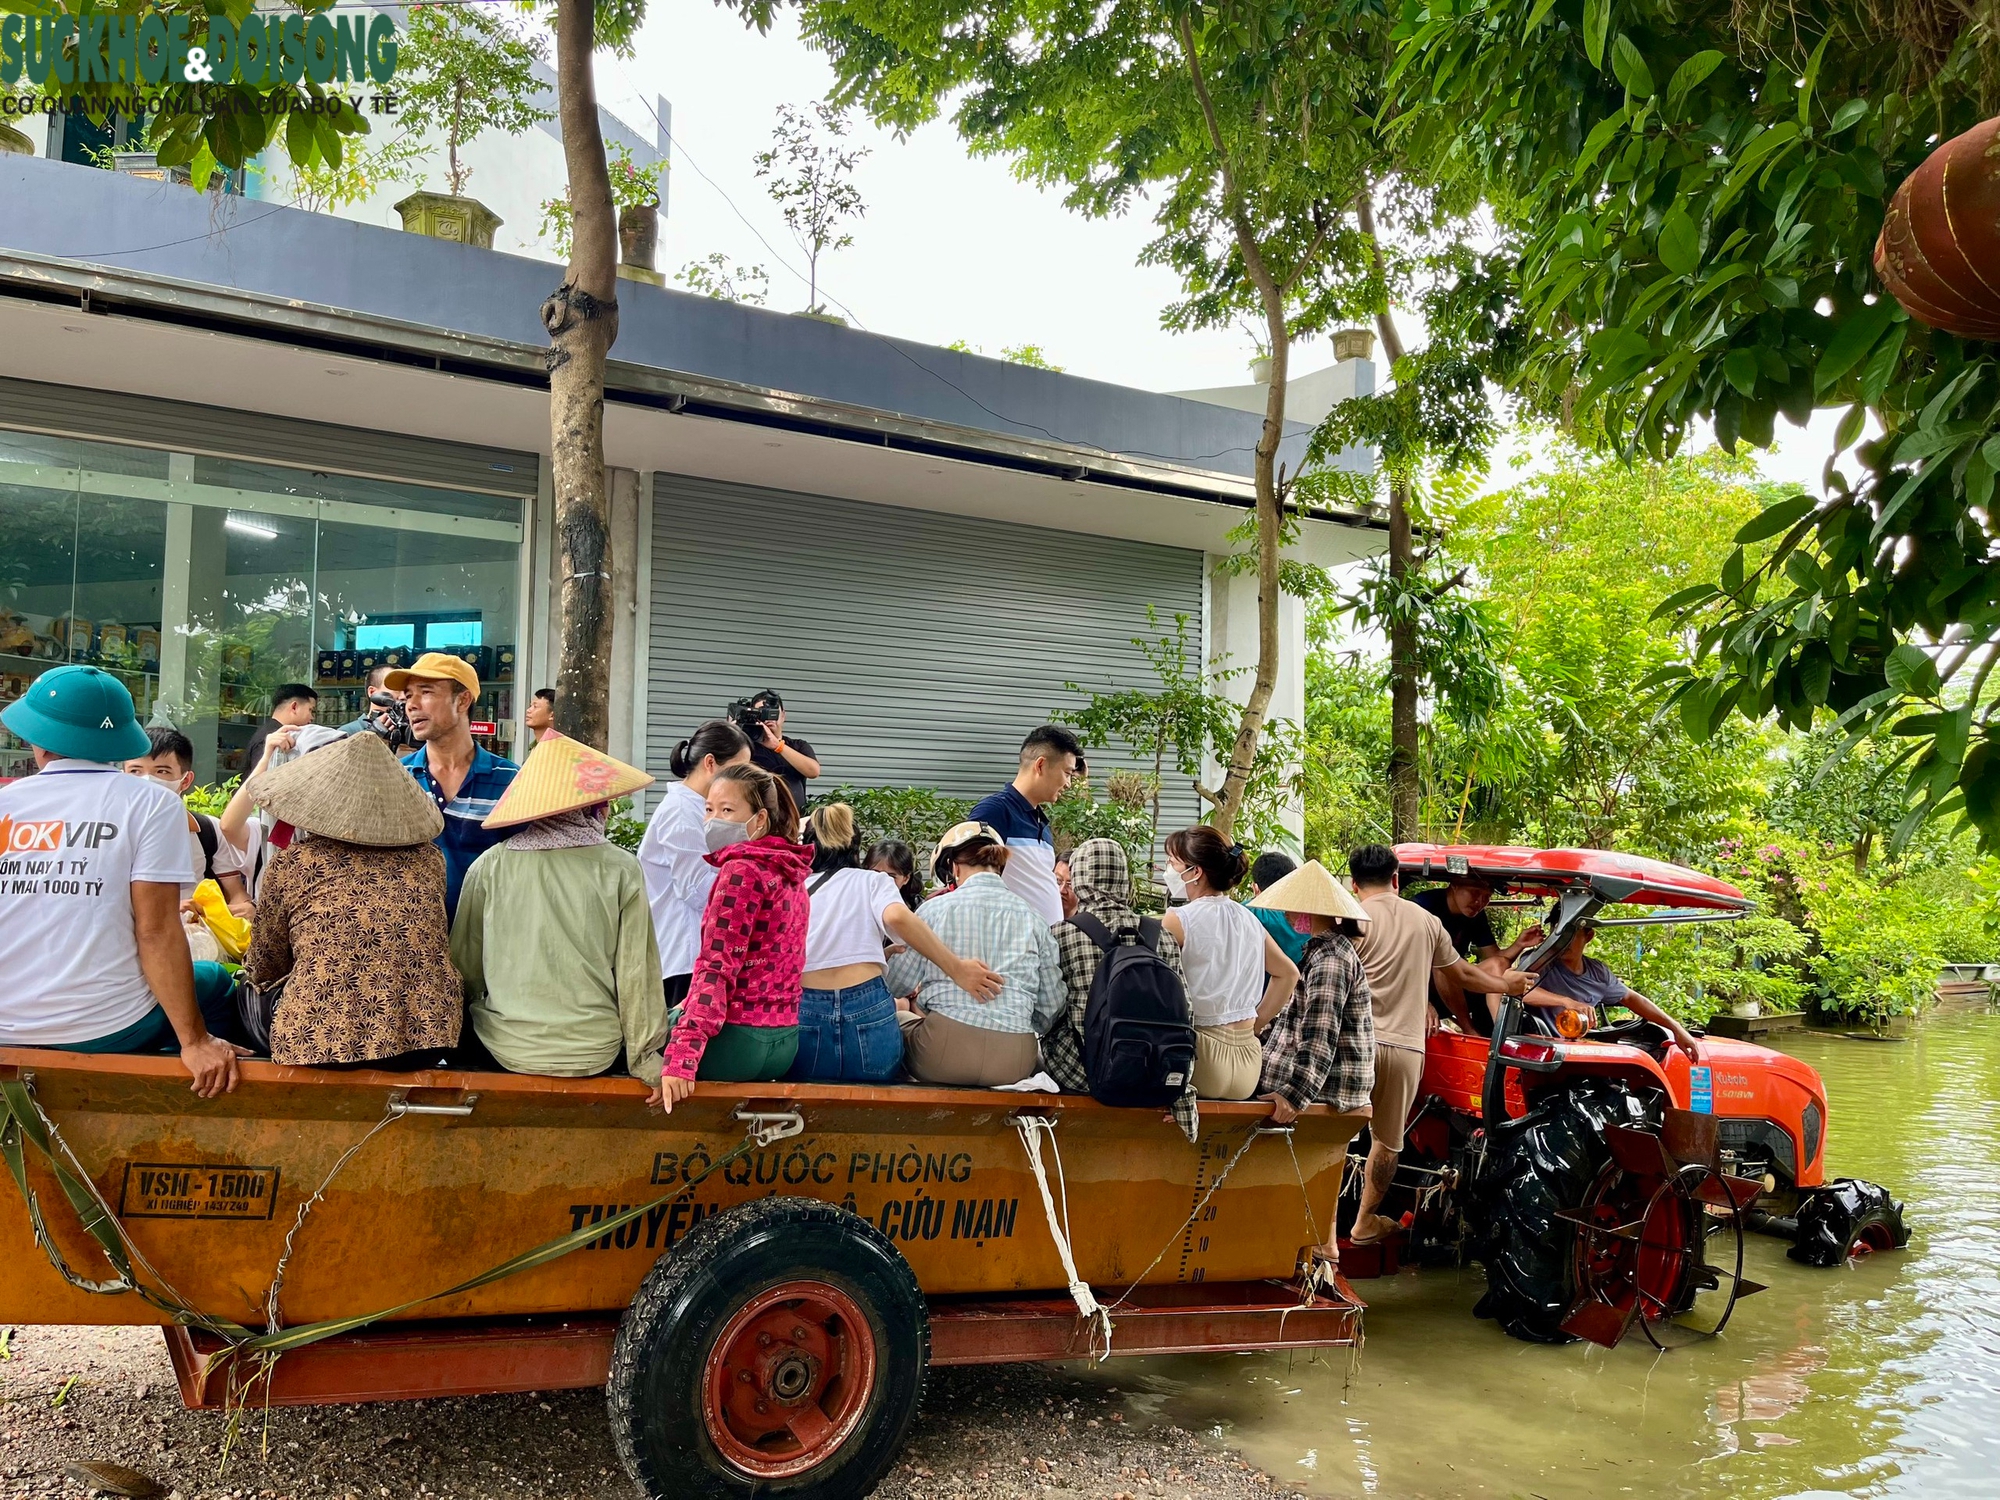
[702,1280,877,1479]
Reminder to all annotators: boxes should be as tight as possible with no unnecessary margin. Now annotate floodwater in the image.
[1109,1007,2000,1499]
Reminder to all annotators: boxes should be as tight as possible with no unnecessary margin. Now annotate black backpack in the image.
[191,812,220,883]
[1073,912,1196,1109]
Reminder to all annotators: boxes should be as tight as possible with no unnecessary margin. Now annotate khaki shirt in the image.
[1355,889,1457,1051]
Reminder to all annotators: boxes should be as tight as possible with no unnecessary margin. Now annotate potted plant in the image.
[0,121,34,157]
[538,143,668,283]
[392,3,551,249]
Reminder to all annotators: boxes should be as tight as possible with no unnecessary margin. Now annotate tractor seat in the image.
[1585,1017,1676,1062]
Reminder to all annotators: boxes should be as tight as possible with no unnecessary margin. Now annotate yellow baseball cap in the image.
[384,651,479,699]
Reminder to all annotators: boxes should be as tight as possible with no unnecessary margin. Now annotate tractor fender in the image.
[1536,1040,1679,1103]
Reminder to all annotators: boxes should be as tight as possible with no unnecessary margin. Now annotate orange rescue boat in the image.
[0,1051,1364,1499]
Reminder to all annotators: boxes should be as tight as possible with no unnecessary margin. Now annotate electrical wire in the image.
[606,59,1271,468]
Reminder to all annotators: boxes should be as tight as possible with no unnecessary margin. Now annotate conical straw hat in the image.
[483,732,652,829]
[1248,859,1370,922]
[247,730,444,847]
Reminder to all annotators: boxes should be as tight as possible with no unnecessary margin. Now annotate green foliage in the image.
[605,795,644,852]
[675,253,772,306]
[12,1,369,189]
[1298,647,1393,862]
[944,341,1066,371]
[814,784,970,861]
[1395,1,2000,849]
[288,135,425,214]
[540,143,665,257]
[397,2,551,198]
[1058,607,1298,858]
[183,778,239,820]
[754,101,867,314]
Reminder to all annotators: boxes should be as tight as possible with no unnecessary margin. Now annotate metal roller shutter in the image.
[647,474,1205,818]
[0,376,538,498]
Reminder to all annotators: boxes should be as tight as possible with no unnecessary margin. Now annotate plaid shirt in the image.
[1258,932,1375,1114]
[1044,905,1200,1141]
[885,872,1064,1035]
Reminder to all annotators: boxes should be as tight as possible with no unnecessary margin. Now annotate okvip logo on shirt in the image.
[0,765,198,1046]
[0,814,123,892]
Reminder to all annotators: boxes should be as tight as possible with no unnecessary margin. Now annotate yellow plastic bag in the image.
[190,879,252,962]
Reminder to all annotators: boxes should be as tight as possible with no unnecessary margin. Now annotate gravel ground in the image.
[1,1326,1308,1500]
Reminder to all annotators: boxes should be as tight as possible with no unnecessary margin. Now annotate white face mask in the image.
[1163,865,1190,901]
[704,816,753,852]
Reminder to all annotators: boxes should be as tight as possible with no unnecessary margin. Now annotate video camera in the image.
[366,689,415,750]
[726,691,783,741]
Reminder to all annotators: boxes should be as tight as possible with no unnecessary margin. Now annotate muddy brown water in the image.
[1095,1008,2000,1498]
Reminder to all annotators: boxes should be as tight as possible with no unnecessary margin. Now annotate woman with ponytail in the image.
[1161,825,1300,1100]
[657,764,810,1107]
[792,805,1004,1082]
[637,719,752,1008]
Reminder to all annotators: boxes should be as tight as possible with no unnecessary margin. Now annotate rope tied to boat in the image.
[0,1075,772,1426]
[1014,1114,1320,1362]
[1013,1114,1113,1360]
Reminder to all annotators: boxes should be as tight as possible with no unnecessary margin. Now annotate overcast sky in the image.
[602,1,1840,495]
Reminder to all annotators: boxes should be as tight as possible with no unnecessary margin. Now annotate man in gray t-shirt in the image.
[1526,924,1700,1061]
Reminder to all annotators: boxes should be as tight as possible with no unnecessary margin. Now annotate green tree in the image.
[11,2,634,749]
[760,0,1421,838]
[1058,609,1253,872]
[287,135,425,215]
[1394,1,2000,847]
[675,252,773,306]
[396,3,552,198]
[754,101,868,315]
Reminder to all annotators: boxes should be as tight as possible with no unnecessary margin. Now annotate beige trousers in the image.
[1193,1024,1265,1100]
[899,1009,1041,1087]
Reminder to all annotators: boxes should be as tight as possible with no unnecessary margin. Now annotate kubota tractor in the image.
[1347,845,1908,1348]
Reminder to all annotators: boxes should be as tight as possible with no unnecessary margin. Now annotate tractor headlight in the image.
[1801,1099,1824,1170]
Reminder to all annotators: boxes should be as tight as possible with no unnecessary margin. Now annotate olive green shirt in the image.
[451,842,667,1084]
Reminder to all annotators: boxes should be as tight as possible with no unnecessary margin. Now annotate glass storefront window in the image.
[0,431,525,784]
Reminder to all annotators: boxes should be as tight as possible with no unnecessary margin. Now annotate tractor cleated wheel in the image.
[1787,1178,1910,1267]
[608,1197,928,1500]
[1470,1079,1662,1344]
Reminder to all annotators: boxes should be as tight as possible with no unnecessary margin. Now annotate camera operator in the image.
[340,666,415,751]
[729,689,820,813]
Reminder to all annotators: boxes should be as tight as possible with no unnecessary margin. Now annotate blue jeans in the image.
[788,976,905,1083]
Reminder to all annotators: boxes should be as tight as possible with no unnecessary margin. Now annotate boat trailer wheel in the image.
[702,1280,877,1479]
[609,1197,928,1499]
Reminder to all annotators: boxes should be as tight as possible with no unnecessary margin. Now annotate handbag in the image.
[236,972,287,1055]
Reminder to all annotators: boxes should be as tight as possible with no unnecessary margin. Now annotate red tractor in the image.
[1349,845,1907,1348]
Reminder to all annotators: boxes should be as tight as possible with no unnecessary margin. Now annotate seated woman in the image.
[657,765,812,1108]
[451,734,664,1085]
[241,732,461,1069]
[1249,859,1376,1271]
[1161,826,1300,1100]
[866,838,926,911]
[887,822,1064,1087]
[793,806,1002,1083]
[1043,836,1198,1135]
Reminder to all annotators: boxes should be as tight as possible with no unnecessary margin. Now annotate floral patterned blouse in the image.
[245,837,462,1066]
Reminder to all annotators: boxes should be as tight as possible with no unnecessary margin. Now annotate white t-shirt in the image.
[1174,894,1268,1027]
[803,867,901,972]
[637,781,717,979]
[0,761,193,1046]
[183,809,248,896]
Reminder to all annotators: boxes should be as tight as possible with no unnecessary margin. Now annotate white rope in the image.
[1014,1115,1114,1361]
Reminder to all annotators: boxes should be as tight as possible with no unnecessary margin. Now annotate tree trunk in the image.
[1358,190,1418,842]
[1176,14,1285,844]
[544,0,619,751]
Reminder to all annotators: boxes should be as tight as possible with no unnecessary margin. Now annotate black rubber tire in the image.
[607,1197,929,1500]
[1787,1178,1910,1267]
[1470,1079,1662,1344]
